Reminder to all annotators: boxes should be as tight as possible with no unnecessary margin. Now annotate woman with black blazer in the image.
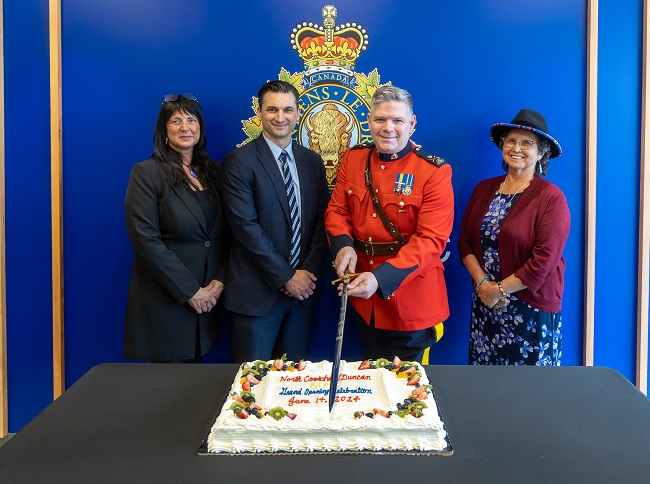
[124,93,229,362]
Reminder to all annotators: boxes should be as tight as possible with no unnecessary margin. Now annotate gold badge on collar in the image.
[394,173,414,196]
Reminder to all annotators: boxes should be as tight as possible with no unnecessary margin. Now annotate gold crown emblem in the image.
[290,5,368,76]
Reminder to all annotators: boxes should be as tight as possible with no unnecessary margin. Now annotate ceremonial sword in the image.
[327,273,360,412]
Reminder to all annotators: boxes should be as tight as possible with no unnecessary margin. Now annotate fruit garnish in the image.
[240,368,261,378]
[411,407,424,418]
[411,385,427,396]
[245,405,262,419]
[229,402,244,413]
[394,409,410,418]
[402,366,417,375]
[373,408,390,418]
[245,373,260,384]
[267,406,288,421]
[375,358,390,368]
[252,360,269,369]
[358,360,371,370]
[286,413,297,420]
[408,401,428,410]
[296,360,307,371]
[392,356,402,366]
[407,375,420,386]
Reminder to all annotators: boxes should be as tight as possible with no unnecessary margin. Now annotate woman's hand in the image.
[477,281,509,309]
[188,287,217,314]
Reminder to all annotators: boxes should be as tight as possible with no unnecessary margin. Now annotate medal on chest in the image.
[394,173,414,196]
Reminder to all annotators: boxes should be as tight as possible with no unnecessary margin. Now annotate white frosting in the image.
[207,360,448,454]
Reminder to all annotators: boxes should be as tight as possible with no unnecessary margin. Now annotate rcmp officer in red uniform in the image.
[325,86,454,362]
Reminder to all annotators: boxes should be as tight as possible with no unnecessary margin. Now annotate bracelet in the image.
[497,282,508,298]
[475,275,490,290]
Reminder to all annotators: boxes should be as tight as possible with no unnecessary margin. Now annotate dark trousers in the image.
[230,294,312,362]
[354,310,439,363]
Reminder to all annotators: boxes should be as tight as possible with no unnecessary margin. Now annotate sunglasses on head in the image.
[162,93,198,103]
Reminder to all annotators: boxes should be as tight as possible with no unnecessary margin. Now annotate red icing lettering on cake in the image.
[339,373,371,381]
[287,396,311,406]
[280,375,302,382]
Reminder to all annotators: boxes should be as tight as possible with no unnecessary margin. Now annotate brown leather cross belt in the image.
[353,238,404,256]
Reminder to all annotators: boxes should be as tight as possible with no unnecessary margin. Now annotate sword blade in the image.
[328,278,348,412]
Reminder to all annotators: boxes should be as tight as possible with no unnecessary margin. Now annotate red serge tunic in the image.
[325,143,454,332]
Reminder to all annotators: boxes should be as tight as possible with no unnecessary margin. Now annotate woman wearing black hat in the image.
[457,109,570,365]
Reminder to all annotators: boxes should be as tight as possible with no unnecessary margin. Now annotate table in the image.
[0,364,648,483]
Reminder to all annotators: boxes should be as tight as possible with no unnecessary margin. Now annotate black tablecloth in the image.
[1,364,649,483]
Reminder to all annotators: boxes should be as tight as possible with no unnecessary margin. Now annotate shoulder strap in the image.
[364,148,407,246]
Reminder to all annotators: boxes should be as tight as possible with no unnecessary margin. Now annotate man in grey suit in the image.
[222,80,329,362]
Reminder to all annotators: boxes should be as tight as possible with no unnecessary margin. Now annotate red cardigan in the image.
[457,175,570,312]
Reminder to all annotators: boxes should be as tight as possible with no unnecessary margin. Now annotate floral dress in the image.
[468,192,562,365]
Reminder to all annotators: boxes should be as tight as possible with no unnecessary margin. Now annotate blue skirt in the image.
[468,292,562,366]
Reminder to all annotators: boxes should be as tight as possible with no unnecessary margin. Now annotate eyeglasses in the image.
[162,93,199,103]
[502,138,536,150]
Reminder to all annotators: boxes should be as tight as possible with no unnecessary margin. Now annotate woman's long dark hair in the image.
[152,96,220,198]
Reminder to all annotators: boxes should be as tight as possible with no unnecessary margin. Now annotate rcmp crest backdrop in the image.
[239,4,390,189]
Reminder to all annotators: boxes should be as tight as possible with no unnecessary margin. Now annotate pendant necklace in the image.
[182,162,198,179]
[496,175,530,208]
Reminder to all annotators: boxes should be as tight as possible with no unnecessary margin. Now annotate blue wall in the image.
[2,0,644,432]
[595,0,642,377]
[4,0,53,432]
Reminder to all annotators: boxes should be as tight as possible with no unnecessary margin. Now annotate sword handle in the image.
[330,273,361,285]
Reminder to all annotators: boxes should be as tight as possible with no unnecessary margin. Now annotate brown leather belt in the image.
[353,237,404,256]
